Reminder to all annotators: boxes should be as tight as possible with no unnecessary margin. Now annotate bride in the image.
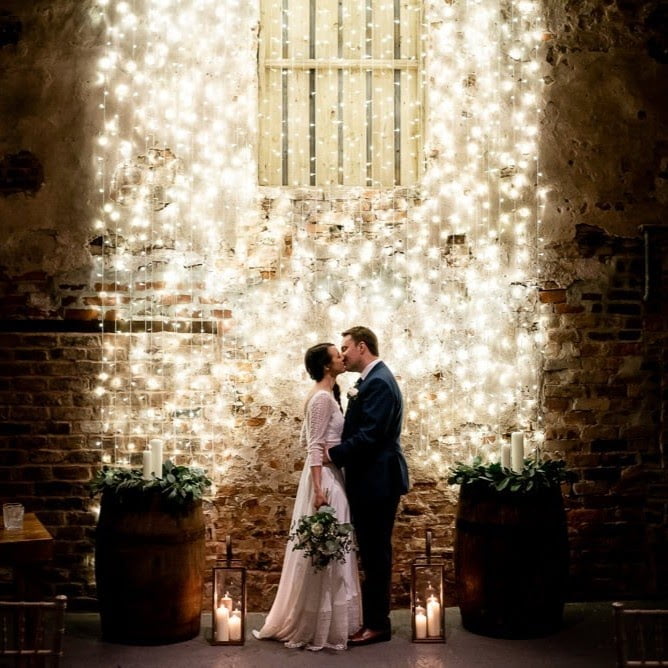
[253,342,362,650]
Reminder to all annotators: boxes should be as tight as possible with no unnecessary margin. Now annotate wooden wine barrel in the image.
[95,492,205,645]
[455,483,568,638]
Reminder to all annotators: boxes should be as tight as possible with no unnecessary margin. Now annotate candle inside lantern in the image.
[415,604,427,639]
[149,438,163,478]
[142,449,152,480]
[229,608,242,641]
[427,594,441,637]
[215,603,230,641]
[511,431,524,473]
[221,591,233,613]
[501,442,511,469]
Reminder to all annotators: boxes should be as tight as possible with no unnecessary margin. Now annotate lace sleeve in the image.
[306,392,333,467]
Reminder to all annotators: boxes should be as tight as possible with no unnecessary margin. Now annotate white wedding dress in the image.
[253,390,362,650]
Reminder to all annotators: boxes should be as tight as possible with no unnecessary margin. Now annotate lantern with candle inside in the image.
[410,529,446,643]
[210,536,246,645]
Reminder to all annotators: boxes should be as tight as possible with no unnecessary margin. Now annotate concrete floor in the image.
[62,602,617,668]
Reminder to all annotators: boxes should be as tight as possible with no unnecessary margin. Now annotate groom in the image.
[327,326,409,645]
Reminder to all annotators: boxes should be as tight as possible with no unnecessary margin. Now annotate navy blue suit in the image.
[328,361,409,632]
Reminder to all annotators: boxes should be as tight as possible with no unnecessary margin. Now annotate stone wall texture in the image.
[0,0,667,610]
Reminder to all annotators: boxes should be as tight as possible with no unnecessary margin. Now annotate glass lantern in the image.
[411,529,446,643]
[210,535,246,645]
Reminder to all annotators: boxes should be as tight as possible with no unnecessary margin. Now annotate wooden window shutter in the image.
[258,0,422,188]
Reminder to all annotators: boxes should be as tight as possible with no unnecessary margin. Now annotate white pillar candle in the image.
[501,443,511,469]
[415,605,427,639]
[427,595,441,637]
[221,592,233,613]
[511,431,524,473]
[229,610,242,641]
[150,439,163,478]
[215,604,229,642]
[142,450,152,480]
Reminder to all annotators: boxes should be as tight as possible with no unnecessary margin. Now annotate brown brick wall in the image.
[0,331,102,604]
[541,225,668,600]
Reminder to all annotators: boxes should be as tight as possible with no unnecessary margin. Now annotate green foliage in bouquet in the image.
[289,505,355,572]
[447,455,576,495]
[90,460,212,509]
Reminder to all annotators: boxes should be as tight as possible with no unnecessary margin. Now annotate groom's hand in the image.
[322,448,332,464]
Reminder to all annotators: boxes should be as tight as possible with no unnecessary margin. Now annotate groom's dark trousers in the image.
[350,495,400,631]
[328,361,409,632]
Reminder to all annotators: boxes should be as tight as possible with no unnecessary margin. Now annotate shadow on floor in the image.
[63,602,617,668]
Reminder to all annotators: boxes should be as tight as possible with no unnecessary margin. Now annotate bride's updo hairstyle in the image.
[304,343,333,381]
[304,343,342,410]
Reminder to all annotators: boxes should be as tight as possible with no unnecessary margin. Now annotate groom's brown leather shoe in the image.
[348,627,392,646]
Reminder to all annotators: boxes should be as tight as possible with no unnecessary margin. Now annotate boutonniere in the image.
[347,387,359,399]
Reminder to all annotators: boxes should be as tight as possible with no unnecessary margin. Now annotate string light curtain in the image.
[93,0,544,482]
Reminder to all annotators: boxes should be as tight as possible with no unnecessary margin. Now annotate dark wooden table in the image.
[0,512,54,598]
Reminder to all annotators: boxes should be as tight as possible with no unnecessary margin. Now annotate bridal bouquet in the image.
[289,505,354,572]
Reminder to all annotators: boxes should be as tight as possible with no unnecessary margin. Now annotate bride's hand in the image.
[314,490,328,509]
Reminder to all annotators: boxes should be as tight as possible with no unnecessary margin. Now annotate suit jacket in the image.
[329,361,409,505]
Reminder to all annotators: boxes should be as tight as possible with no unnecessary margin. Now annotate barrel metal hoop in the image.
[97,526,206,545]
[455,517,554,538]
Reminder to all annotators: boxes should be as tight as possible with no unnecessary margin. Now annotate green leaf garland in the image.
[447,455,575,495]
[90,460,212,510]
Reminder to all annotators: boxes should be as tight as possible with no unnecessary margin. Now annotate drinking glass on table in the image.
[2,503,24,530]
